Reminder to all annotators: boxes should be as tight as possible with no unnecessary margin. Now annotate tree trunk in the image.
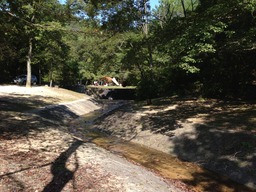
[191,0,194,11]
[39,64,42,85]
[181,0,187,17]
[26,12,35,88]
[26,37,33,88]
[147,44,153,105]
[143,0,153,105]
[49,62,53,87]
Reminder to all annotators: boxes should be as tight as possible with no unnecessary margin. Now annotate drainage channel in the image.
[69,109,254,192]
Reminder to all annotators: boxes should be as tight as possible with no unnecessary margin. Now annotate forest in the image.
[0,0,255,100]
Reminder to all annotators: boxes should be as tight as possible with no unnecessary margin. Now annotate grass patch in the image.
[87,85,136,89]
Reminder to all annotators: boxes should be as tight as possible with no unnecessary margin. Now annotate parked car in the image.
[13,74,37,85]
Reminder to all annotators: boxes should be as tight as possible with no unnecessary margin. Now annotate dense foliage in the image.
[0,0,255,99]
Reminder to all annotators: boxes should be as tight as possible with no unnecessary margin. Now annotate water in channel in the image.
[69,109,254,192]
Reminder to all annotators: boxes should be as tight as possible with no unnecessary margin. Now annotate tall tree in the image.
[1,0,65,87]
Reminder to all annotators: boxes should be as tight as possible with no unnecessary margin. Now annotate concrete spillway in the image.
[27,98,127,124]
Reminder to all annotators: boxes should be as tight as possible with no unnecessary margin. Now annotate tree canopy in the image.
[0,0,255,99]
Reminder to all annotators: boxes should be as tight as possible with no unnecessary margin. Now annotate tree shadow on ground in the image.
[72,98,256,190]
[0,95,60,112]
[92,103,139,139]
[0,94,78,139]
[36,105,79,122]
[139,99,256,190]
[43,139,83,192]
[174,124,256,191]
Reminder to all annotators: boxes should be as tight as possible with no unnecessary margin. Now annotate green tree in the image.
[151,0,256,98]
[1,0,65,87]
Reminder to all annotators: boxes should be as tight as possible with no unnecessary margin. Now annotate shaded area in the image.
[1,90,255,191]
[143,99,256,190]
[0,90,125,192]
[0,94,80,190]
[36,105,79,122]
[0,95,60,112]
[0,94,79,139]
[93,98,256,191]
[87,86,136,100]
[92,133,254,192]
[173,126,256,190]
[0,95,60,139]
[43,139,83,192]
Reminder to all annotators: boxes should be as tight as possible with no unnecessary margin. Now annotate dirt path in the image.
[0,86,181,192]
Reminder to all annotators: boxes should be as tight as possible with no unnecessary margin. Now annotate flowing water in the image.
[72,110,254,192]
